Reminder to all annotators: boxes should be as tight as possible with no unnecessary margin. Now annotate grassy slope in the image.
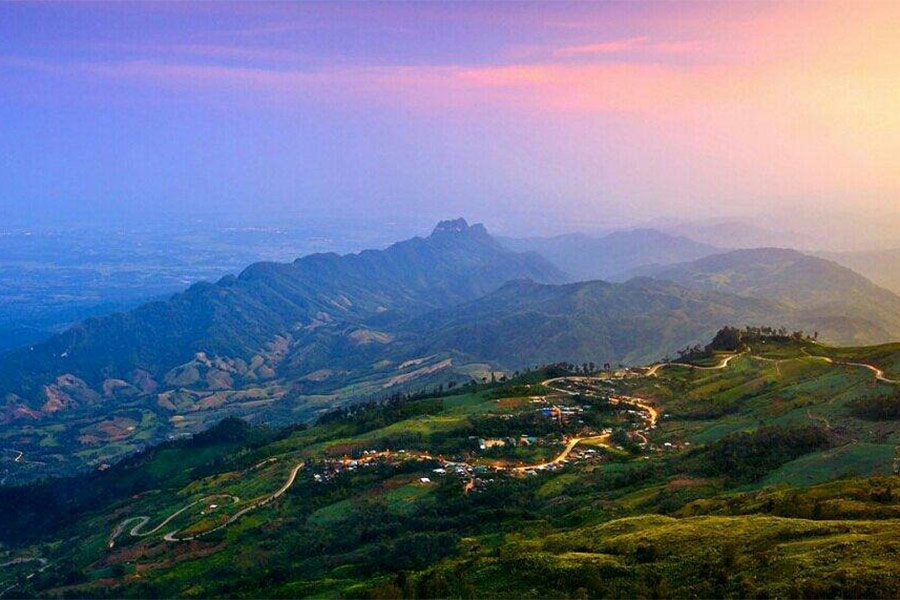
[6,341,900,598]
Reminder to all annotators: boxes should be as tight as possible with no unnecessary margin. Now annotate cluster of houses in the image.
[310,449,430,483]
[538,404,590,424]
[475,435,537,450]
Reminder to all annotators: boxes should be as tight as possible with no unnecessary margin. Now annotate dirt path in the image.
[748,354,783,376]
[806,409,831,430]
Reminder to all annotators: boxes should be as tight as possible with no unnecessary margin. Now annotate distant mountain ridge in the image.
[398,276,784,367]
[4,219,900,479]
[0,219,564,413]
[499,228,719,281]
[817,247,900,296]
[628,248,900,345]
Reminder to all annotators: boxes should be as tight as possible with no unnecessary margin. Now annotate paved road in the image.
[543,376,659,429]
[836,360,899,384]
[646,353,742,377]
[646,349,899,385]
[0,556,49,598]
[1,450,26,486]
[111,461,303,546]
[108,494,240,548]
[165,461,305,542]
[613,396,659,428]
[511,434,611,472]
[802,349,900,384]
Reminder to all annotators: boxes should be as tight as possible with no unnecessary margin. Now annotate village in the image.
[306,374,685,493]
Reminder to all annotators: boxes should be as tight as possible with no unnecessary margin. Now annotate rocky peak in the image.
[430,218,488,238]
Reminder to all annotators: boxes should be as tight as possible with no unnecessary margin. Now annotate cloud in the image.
[553,37,648,57]
[553,37,711,60]
[30,56,731,115]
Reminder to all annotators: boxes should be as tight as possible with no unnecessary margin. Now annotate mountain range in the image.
[817,247,900,296]
[499,228,719,281]
[4,218,900,478]
[0,219,562,411]
[627,248,900,345]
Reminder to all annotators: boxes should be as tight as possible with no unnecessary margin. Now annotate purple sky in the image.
[2,2,898,236]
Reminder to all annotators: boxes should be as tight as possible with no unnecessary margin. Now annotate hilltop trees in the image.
[676,325,819,363]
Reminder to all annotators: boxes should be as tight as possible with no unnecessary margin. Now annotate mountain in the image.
[0,219,564,414]
[400,277,785,367]
[499,228,719,282]
[817,248,900,296]
[7,223,900,481]
[660,220,822,250]
[629,248,900,344]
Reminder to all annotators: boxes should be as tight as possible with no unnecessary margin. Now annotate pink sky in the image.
[1,1,898,231]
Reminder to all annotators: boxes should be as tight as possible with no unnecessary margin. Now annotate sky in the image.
[1,1,899,238]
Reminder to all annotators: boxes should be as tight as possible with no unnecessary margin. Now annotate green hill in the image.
[401,277,785,367]
[3,333,900,598]
[629,248,900,345]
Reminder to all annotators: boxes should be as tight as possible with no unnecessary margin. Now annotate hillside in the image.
[400,278,785,367]
[819,247,900,296]
[629,248,900,345]
[6,229,900,482]
[3,334,900,598]
[0,219,563,413]
[499,229,719,282]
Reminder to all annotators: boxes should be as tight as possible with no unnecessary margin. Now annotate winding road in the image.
[645,348,899,386]
[646,352,742,377]
[167,461,305,542]
[511,433,611,472]
[111,461,304,546]
[506,376,663,471]
[109,346,897,546]
[108,494,240,548]
[1,450,26,486]
[801,349,900,384]
[0,556,49,598]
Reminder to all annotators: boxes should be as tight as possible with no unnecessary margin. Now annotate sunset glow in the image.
[2,1,898,230]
